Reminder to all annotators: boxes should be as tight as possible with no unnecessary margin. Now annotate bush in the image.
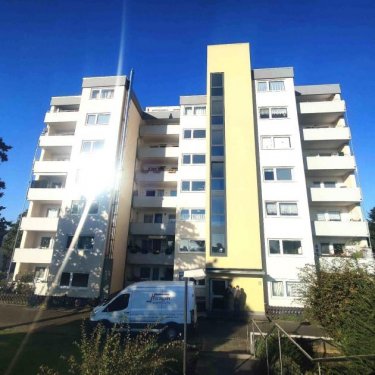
[38,323,183,375]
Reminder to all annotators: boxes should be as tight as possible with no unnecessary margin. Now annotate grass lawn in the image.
[0,319,84,375]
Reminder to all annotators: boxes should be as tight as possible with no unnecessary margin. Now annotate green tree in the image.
[299,262,375,373]
[0,212,24,272]
[0,137,12,244]
[368,207,375,252]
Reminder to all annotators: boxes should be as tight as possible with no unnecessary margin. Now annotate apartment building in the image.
[11,43,371,315]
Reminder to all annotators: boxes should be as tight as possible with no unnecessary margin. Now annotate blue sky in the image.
[0,0,374,221]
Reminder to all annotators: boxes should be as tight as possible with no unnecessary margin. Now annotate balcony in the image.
[137,146,179,160]
[140,125,179,139]
[126,251,175,266]
[135,170,178,183]
[299,100,346,125]
[39,135,75,147]
[319,248,374,269]
[310,187,361,205]
[20,217,59,232]
[44,110,79,125]
[302,127,350,149]
[129,223,176,236]
[133,196,177,208]
[27,187,65,201]
[305,155,355,176]
[313,221,369,237]
[33,160,70,174]
[13,248,53,264]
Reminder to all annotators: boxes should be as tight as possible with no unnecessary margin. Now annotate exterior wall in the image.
[254,73,315,307]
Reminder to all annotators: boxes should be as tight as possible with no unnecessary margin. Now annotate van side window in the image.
[105,293,130,312]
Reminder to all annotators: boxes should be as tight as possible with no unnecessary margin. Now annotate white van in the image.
[90,281,196,339]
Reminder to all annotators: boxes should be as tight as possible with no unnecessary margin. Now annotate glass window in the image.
[274,137,291,149]
[194,106,206,115]
[264,169,274,181]
[170,190,177,197]
[211,73,223,87]
[324,181,336,188]
[211,233,226,255]
[86,114,96,125]
[92,140,104,152]
[156,189,164,197]
[212,129,223,145]
[146,190,155,197]
[180,209,190,220]
[154,213,163,223]
[283,240,302,255]
[286,282,299,297]
[60,272,70,286]
[280,203,298,216]
[168,214,176,223]
[181,181,190,191]
[211,162,224,178]
[192,181,205,191]
[257,81,268,92]
[321,243,330,255]
[317,212,326,221]
[211,99,224,116]
[97,113,110,125]
[81,141,92,153]
[212,146,224,156]
[212,196,225,214]
[47,208,59,218]
[140,267,151,279]
[66,236,73,249]
[191,209,205,220]
[40,237,51,249]
[179,239,189,252]
[184,106,193,115]
[271,107,287,118]
[193,129,206,138]
[266,202,277,216]
[259,108,270,119]
[183,130,192,139]
[269,81,285,91]
[91,89,100,99]
[189,240,205,252]
[182,155,191,164]
[192,154,205,164]
[269,240,280,254]
[271,281,284,297]
[105,293,129,312]
[101,89,114,99]
[71,273,89,287]
[211,179,225,190]
[211,115,224,126]
[276,168,292,181]
[77,236,94,250]
[333,243,344,255]
[71,200,84,215]
[88,202,99,215]
[328,211,341,221]
[261,137,273,149]
[144,214,153,223]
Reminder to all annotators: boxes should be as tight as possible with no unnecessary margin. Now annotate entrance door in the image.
[210,279,229,311]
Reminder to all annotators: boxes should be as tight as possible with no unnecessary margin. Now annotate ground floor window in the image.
[59,272,89,288]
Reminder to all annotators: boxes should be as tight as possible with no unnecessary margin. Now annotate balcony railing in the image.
[13,248,53,264]
[313,220,369,237]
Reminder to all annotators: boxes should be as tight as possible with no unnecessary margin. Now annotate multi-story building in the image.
[11,43,371,316]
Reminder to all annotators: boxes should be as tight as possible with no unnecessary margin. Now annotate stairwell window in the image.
[271,281,284,297]
[179,239,205,253]
[181,180,205,192]
[258,107,287,119]
[261,136,291,150]
[264,167,293,181]
[179,208,205,221]
[266,202,298,216]
[90,88,114,99]
[257,81,285,92]
[81,140,105,153]
[269,239,302,255]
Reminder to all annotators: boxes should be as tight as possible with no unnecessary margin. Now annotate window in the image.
[181,180,205,192]
[263,167,293,181]
[179,208,205,221]
[154,213,163,223]
[140,267,151,279]
[90,88,114,99]
[211,162,225,191]
[71,200,98,215]
[271,281,284,297]
[86,113,110,125]
[77,236,94,250]
[168,214,176,223]
[261,136,291,150]
[60,273,70,286]
[182,154,206,165]
[323,181,336,188]
[184,106,206,116]
[34,267,46,280]
[265,202,298,216]
[211,196,225,226]
[210,73,224,126]
[320,243,330,255]
[211,129,224,156]
[88,202,99,215]
[144,214,153,223]
[328,211,341,221]
[170,190,177,197]
[46,208,59,218]
[156,189,164,197]
[269,239,302,255]
[333,243,344,255]
[179,239,205,252]
[40,237,51,249]
[71,273,89,287]
[81,140,105,153]
[259,107,287,119]
[257,81,285,92]
[105,293,130,312]
[146,190,156,197]
[211,233,226,255]
[286,282,300,297]
[183,129,206,139]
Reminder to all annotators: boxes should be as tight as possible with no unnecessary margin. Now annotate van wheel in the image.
[165,324,179,340]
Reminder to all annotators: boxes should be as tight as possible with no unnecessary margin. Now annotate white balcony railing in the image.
[20,217,59,232]
[310,187,361,203]
[27,187,65,201]
[129,223,176,236]
[137,146,179,159]
[306,155,355,172]
[44,111,79,124]
[33,160,70,174]
[303,127,351,142]
[314,220,369,237]
[299,100,346,115]
[13,248,53,264]
[39,135,75,147]
[140,125,180,137]
[133,196,177,208]
[135,170,178,183]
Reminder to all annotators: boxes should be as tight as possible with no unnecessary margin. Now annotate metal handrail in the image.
[250,319,375,375]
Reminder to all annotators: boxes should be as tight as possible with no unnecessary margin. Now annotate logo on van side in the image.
[146,293,171,304]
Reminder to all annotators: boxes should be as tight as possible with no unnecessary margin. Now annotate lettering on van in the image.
[146,293,171,304]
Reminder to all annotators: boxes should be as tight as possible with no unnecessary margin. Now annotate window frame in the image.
[258,106,288,119]
[90,88,115,100]
[261,136,292,150]
[263,167,293,182]
[179,239,206,253]
[268,239,302,255]
[265,201,298,217]
[257,80,286,92]
[179,208,205,221]
[180,180,206,192]
[181,153,206,165]
[85,113,111,126]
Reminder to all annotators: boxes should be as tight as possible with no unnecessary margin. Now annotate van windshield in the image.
[105,293,130,312]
